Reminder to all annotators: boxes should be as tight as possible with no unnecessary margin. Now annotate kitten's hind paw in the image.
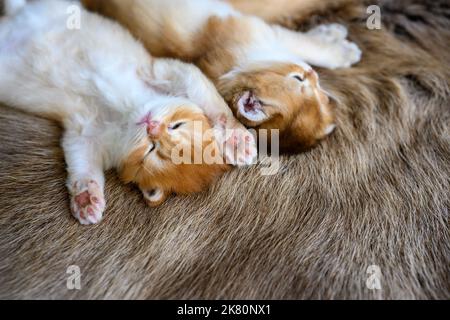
[70,179,105,225]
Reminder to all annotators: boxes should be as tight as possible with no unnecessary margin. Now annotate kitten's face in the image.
[120,103,229,206]
[218,62,336,152]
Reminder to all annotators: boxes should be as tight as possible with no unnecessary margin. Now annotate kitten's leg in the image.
[149,59,257,166]
[272,24,362,69]
[63,130,106,225]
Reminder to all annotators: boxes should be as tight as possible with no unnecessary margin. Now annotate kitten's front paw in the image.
[307,24,348,42]
[329,40,362,69]
[308,23,362,69]
[70,179,105,225]
[215,116,257,166]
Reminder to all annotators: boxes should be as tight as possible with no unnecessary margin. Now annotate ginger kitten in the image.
[83,0,361,152]
[0,0,256,224]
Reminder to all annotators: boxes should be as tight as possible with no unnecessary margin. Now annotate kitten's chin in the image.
[236,91,268,125]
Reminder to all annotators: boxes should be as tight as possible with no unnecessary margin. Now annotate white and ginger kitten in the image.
[84,0,362,152]
[0,0,257,225]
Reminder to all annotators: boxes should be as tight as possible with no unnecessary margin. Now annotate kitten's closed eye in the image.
[169,122,185,130]
[292,75,304,82]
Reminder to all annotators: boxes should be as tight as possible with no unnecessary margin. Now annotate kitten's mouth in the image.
[237,91,267,124]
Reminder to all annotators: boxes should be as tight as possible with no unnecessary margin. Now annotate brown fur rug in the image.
[0,0,449,299]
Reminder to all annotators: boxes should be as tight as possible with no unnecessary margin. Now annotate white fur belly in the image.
[0,28,30,55]
[0,0,69,55]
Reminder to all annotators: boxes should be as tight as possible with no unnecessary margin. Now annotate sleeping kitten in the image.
[0,0,256,224]
[83,0,362,152]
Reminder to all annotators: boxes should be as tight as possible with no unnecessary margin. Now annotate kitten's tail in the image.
[3,0,26,16]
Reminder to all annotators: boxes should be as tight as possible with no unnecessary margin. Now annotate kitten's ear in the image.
[141,187,169,207]
[318,89,337,137]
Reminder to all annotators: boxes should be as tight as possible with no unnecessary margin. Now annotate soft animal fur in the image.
[82,0,362,152]
[0,0,449,299]
[225,0,356,23]
[0,0,257,224]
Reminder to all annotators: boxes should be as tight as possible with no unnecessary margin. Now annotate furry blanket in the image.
[0,0,448,299]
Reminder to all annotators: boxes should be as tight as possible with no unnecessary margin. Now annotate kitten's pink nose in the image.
[147,121,162,138]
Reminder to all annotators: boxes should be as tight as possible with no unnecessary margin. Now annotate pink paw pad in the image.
[70,180,105,225]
